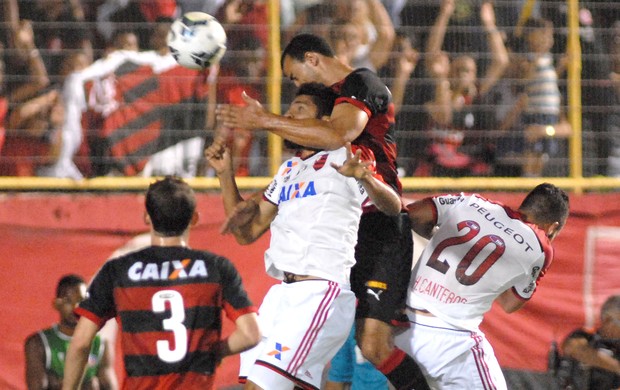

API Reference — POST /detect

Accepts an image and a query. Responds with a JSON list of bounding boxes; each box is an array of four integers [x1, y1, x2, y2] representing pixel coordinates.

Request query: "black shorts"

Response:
[[351, 212, 413, 325]]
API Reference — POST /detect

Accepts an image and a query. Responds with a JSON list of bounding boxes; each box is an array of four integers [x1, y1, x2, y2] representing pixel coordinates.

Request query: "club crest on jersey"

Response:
[[279, 181, 316, 203], [128, 259, 208, 281], [313, 154, 328, 170]]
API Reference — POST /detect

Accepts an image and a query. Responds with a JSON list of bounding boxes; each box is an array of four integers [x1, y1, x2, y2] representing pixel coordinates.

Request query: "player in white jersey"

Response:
[[205, 82, 402, 389], [395, 183, 569, 389]]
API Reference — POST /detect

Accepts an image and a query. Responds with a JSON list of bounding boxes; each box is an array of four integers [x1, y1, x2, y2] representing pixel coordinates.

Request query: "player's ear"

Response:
[[143, 212, 151, 226], [190, 212, 199, 227], [545, 221, 561, 240], [305, 52, 319, 66], [53, 297, 62, 311]]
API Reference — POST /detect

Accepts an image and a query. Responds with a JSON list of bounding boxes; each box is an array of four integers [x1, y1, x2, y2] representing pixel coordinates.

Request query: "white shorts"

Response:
[[394, 310, 507, 390], [239, 280, 355, 389]]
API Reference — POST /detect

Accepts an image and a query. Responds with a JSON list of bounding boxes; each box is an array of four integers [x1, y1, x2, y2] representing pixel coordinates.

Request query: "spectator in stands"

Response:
[[97, 0, 175, 51], [0, 43, 6, 156], [556, 295, 620, 389], [420, 0, 508, 177], [2, 51, 90, 177], [103, 29, 140, 57], [3, 19, 50, 105], [215, 32, 266, 177], [539, 5, 613, 176], [379, 29, 420, 176], [607, 21, 620, 177], [16, 0, 93, 77], [215, 0, 268, 48], [499, 18, 571, 177], [24, 274, 118, 390], [289, 0, 395, 73]]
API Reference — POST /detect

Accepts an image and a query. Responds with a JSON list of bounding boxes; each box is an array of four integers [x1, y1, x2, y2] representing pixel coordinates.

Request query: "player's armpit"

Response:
[[495, 289, 527, 313]]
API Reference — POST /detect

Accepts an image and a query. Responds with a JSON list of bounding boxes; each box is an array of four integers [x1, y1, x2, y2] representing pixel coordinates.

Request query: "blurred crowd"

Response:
[[0, 0, 619, 179]]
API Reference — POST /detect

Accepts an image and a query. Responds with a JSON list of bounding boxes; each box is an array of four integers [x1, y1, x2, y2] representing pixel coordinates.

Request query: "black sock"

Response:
[[377, 348, 430, 390]]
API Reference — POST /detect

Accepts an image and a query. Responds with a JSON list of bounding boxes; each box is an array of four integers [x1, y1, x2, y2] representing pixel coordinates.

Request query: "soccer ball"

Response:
[[167, 12, 227, 70]]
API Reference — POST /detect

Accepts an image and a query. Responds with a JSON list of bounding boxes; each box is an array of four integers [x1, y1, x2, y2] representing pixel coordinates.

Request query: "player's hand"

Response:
[[480, 2, 497, 28], [330, 142, 373, 180], [216, 91, 268, 130], [220, 199, 259, 235], [204, 137, 233, 176]]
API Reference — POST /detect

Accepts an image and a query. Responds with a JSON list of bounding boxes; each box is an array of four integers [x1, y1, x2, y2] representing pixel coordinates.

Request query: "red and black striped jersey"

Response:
[[76, 246, 256, 389], [330, 68, 401, 197]]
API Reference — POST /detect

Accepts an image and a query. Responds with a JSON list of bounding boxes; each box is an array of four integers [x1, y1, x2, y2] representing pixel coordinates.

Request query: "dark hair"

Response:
[[283, 83, 338, 151], [145, 176, 196, 236], [296, 82, 338, 118], [519, 183, 570, 230], [56, 274, 85, 298], [601, 295, 620, 320], [281, 33, 335, 69], [523, 17, 553, 33]]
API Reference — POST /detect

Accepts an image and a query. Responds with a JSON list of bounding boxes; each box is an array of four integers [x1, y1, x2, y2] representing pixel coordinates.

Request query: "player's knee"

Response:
[[357, 334, 391, 365]]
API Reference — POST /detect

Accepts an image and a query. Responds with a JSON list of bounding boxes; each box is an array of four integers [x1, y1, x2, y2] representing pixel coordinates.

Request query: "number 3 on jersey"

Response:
[[152, 290, 188, 362], [426, 220, 506, 285]]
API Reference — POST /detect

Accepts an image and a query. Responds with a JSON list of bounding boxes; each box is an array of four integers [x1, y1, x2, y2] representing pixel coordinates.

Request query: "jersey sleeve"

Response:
[[218, 257, 257, 321], [430, 193, 466, 224], [335, 70, 391, 117], [511, 237, 554, 300], [75, 261, 117, 329], [263, 161, 289, 205]]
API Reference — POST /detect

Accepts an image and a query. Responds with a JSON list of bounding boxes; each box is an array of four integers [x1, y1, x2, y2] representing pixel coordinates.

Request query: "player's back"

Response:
[[408, 194, 552, 331], [78, 246, 253, 389]]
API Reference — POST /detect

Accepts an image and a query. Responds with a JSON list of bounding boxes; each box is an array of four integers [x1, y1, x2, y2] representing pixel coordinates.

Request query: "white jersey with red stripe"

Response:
[[263, 145, 379, 285], [408, 193, 554, 331]]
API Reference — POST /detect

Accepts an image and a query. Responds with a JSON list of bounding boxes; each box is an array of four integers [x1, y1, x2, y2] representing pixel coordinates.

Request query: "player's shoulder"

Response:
[[24, 328, 47, 350]]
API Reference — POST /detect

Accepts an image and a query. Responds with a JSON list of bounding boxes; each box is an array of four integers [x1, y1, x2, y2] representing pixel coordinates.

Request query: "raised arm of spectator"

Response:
[[2, 0, 19, 41], [390, 33, 419, 115], [423, 51, 453, 126], [425, 0, 454, 68], [366, 0, 396, 71], [9, 20, 49, 103], [7, 89, 58, 131], [478, 1, 509, 96]]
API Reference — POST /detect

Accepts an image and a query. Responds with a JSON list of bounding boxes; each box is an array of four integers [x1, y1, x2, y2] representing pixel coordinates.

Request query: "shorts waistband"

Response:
[[406, 307, 456, 328], [283, 272, 323, 283]]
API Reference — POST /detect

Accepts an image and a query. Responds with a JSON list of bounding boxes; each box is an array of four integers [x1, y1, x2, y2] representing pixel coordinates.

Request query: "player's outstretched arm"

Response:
[[217, 312, 261, 360], [406, 198, 438, 239], [331, 143, 401, 216], [97, 337, 119, 390], [216, 92, 368, 150], [205, 137, 244, 215], [62, 318, 100, 390], [220, 198, 277, 245]]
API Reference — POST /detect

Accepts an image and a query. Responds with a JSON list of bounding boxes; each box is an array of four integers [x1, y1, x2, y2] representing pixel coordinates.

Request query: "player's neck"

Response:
[[57, 323, 75, 337], [150, 234, 190, 247], [325, 58, 354, 86]]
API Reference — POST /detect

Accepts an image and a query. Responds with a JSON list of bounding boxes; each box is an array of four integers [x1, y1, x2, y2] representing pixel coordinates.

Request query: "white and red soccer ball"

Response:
[[167, 12, 227, 70]]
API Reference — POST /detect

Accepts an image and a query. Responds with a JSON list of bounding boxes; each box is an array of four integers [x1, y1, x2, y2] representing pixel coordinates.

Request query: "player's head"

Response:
[[281, 34, 335, 87], [145, 176, 197, 237], [518, 183, 569, 241], [54, 274, 87, 328], [283, 82, 338, 150], [599, 295, 620, 339]]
